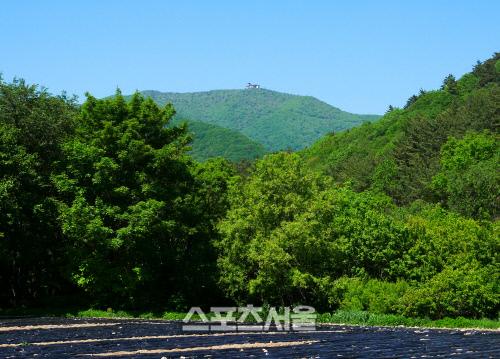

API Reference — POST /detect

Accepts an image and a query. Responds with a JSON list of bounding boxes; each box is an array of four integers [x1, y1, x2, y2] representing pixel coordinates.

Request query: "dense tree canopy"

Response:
[[432, 131, 499, 219], [0, 79, 77, 306], [0, 54, 498, 320], [216, 153, 499, 318], [53, 92, 236, 308]]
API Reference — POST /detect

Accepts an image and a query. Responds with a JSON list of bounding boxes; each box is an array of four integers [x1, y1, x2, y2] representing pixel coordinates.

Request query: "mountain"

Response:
[[178, 119, 266, 162], [135, 89, 380, 152], [302, 53, 499, 217]]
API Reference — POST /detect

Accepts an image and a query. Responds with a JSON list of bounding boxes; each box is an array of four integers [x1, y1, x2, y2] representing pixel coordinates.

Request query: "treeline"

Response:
[[0, 84, 234, 309], [218, 153, 498, 319], [0, 54, 499, 320], [304, 54, 499, 220]]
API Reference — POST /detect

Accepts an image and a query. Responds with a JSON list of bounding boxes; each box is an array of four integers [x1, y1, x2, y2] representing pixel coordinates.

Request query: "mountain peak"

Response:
[[132, 89, 380, 152]]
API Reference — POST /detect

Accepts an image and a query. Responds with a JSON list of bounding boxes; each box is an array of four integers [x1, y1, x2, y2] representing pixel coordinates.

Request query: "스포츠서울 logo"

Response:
[[182, 305, 317, 332]]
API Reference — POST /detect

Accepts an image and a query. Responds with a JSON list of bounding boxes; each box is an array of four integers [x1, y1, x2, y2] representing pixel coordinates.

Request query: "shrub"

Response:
[[401, 263, 499, 319], [333, 277, 409, 314]]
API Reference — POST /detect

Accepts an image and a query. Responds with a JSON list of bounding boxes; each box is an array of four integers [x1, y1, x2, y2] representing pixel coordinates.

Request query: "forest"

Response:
[[134, 89, 379, 152], [0, 54, 498, 321]]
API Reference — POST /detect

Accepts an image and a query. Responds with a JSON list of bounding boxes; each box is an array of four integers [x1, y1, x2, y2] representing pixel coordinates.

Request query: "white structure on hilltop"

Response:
[[246, 82, 260, 89]]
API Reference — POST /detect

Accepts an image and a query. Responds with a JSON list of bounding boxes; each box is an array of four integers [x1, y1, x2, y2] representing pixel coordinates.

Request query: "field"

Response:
[[1, 317, 499, 358]]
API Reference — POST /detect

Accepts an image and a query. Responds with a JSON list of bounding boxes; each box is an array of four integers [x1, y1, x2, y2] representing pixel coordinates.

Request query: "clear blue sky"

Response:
[[1, 1, 498, 114]]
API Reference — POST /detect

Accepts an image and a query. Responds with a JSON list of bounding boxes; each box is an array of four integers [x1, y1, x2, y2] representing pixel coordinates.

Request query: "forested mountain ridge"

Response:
[[1, 54, 498, 322], [303, 53, 499, 219], [215, 55, 499, 320], [129, 89, 380, 151]]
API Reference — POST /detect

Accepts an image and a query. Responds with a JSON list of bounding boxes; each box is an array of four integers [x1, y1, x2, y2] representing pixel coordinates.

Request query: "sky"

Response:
[[1, 1, 499, 114]]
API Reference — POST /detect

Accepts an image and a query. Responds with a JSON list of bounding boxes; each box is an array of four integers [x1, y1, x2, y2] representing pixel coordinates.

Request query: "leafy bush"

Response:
[[333, 277, 409, 314], [399, 204, 498, 282], [401, 263, 499, 319]]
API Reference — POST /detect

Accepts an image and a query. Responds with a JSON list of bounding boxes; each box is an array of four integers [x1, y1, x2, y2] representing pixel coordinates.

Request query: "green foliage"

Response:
[[432, 131, 499, 219], [333, 277, 409, 314], [402, 263, 499, 319], [1, 54, 498, 323], [456, 73, 480, 95], [217, 152, 330, 304], [52, 91, 231, 307], [132, 89, 380, 152], [175, 119, 266, 162], [0, 79, 77, 306], [302, 108, 404, 191], [303, 53, 499, 209], [319, 310, 500, 329], [441, 74, 458, 95], [217, 149, 499, 318], [217, 152, 412, 310], [398, 204, 498, 282], [191, 157, 237, 222], [473, 52, 500, 86]]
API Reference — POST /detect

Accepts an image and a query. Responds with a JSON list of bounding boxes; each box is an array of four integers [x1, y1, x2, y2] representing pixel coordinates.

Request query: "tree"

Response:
[[217, 152, 410, 309], [0, 79, 77, 306], [472, 52, 500, 86], [217, 152, 330, 305], [390, 114, 447, 204], [432, 131, 499, 219], [404, 94, 419, 109], [441, 74, 458, 95], [53, 91, 222, 307], [402, 262, 498, 319]]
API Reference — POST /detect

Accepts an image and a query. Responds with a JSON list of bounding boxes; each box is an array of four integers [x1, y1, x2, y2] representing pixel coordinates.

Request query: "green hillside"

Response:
[[136, 89, 380, 151], [2, 54, 498, 323], [303, 53, 499, 218], [176, 119, 266, 162]]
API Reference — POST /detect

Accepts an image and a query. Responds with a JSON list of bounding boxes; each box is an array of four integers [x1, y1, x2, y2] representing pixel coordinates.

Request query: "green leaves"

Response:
[[130, 89, 379, 153], [0, 79, 77, 306], [304, 53, 499, 210], [402, 263, 499, 319], [217, 153, 409, 309], [1, 55, 498, 320], [217, 149, 498, 318], [432, 131, 499, 219], [53, 91, 225, 307]]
